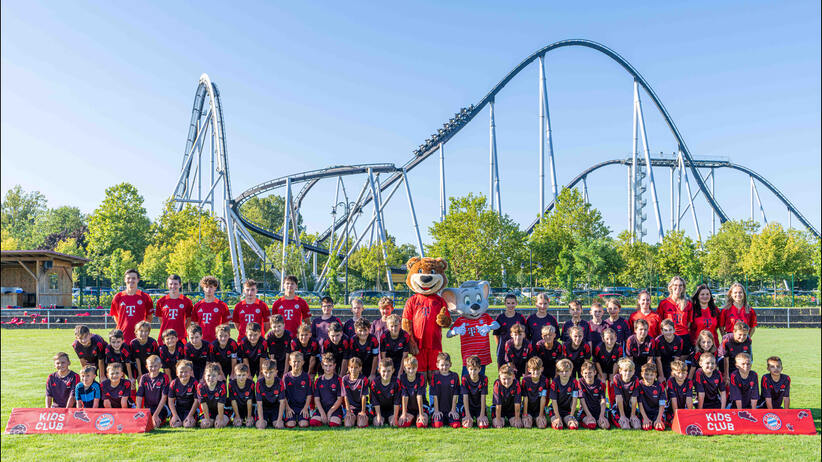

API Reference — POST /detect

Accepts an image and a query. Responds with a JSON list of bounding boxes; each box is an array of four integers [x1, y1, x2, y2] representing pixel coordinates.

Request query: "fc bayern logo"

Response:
[[179, 304, 184, 308], [256, 308, 260, 313], [762, 413, 782, 431], [95, 414, 115, 431], [137, 300, 143, 305], [213, 308, 218, 313]]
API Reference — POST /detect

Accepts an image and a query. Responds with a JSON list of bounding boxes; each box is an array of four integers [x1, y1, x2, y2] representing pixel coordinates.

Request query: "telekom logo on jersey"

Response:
[[244, 314, 256, 323]]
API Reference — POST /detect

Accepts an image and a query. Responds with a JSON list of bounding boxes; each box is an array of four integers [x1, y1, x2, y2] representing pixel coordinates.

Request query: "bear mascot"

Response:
[[402, 256, 451, 383]]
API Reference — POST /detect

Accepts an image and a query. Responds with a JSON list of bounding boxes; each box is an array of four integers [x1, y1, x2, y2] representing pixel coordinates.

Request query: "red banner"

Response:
[[5, 408, 154, 434], [672, 408, 816, 435]]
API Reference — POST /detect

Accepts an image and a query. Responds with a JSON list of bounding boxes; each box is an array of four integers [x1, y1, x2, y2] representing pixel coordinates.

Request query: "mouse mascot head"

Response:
[[401, 257, 451, 373]]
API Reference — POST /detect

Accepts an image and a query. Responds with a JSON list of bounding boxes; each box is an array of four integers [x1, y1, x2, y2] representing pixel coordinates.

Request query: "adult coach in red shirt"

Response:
[[233, 279, 270, 340], [110, 269, 154, 344], [656, 276, 693, 353], [720, 283, 757, 338], [271, 275, 310, 335], [156, 274, 194, 341]]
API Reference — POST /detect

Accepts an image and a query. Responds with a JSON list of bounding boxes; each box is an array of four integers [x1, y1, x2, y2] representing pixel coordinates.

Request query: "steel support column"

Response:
[[634, 80, 664, 241], [280, 177, 292, 289], [402, 169, 425, 257], [439, 143, 446, 221]]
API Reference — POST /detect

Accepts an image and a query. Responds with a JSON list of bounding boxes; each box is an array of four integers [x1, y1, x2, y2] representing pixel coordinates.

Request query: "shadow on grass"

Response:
[[810, 408, 821, 434]]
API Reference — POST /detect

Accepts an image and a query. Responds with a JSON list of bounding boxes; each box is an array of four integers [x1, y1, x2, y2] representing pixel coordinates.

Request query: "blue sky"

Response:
[[2, 1, 819, 247]]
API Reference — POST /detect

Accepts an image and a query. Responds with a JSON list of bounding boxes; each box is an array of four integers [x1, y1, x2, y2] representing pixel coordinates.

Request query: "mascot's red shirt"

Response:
[[403, 293, 447, 350]]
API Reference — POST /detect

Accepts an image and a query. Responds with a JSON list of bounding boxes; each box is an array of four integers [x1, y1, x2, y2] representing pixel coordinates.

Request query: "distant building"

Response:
[[1, 250, 88, 307]]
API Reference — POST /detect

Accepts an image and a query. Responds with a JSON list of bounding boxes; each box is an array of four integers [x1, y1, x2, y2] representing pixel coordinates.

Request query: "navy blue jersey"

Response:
[[310, 316, 342, 343], [399, 372, 426, 414], [379, 331, 410, 375], [72, 334, 107, 364], [729, 370, 759, 407], [370, 377, 401, 412], [104, 344, 132, 371], [636, 380, 666, 420], [718, 334, 752, 375], [694, 369, 725, 408], [560, 319, 590, 344], [625, 334, 655, 374], [100, 378, 132, 407], [493, 312, 527, 352], [46, 371, 80, 408], [430, 371, 460, 414], [576, 378, 606, 418], [603, 317, 631, 346], [610, 374, 639, 407], [229, 378, 254, 405], [348, 334, 380, 377], [321, 337, 349, 373], [283, 371, 313, 410], [211, 339, 239, 378], [343, 318, 360, 339], [534, 340, 564, 379], [256, 377, 285, 407], [653, 334, 685, 377], [461, 374, 488, 417], [492, 379, 521, 417], [593, 343, 623, 376], [525, 313, 559, 347], [521, 374, 549, 416], [562, 340, 592, 378], [759, 373, 790, 408], [197, 380, 227, 415], [136, 373, 169, 412], [168, 378, 198, 411], [129, 337, 159, 373], [289, 338, 320, 373], [239, 337, 267, 377], [264, 329, 292, 372], [503, 339, 533, 379], [665, 377, 693, 410], [183, 341, 212, 380], [549, 377, 576, 417], [313, 374, 343, 410], [158, 342, 185, 379], [342, 375, 369, 413]]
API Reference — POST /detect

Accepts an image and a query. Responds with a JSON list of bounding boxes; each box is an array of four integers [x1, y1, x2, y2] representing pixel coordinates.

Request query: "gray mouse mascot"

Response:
[[441, 281, 500, 373]]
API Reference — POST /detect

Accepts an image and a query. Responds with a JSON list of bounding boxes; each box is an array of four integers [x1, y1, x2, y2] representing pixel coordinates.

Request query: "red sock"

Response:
[[416, 421, 427, 428], [585, 422, 597, 430], [450, 421, 461, 429], [477, 421, 488, 429], [309, 418, 323, 427], [329, 421, 340, 427], [432, 421, 443, 428]]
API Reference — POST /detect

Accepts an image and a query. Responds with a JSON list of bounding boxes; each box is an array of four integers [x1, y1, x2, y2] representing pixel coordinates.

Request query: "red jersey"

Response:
[[402, 293, 449, 350], [110, 291, 154, 343], [719, 305, 757, 334], [156, 294, 194, 341], [628, 310, 662, 338], [451, 314, 495, 366], [232, 299, 271, 340], [191, 299, 230, 342], [656, 299, 693, 336], [690, 311, 720, 346], [271, 296, 311, 335]]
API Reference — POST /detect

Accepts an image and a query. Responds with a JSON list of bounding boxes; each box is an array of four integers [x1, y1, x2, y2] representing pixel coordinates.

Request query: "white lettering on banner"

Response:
[[705, 413, 732, 422], [706, 422, 735, 431], [35, 422, 64, 430], [38, 412, 65, 421], [201, 313, 212, 323]]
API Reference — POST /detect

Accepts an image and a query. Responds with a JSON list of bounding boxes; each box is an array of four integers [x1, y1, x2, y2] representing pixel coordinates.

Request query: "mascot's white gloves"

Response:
[[477, 325, 491, 336], [453, 325, 467, 336]]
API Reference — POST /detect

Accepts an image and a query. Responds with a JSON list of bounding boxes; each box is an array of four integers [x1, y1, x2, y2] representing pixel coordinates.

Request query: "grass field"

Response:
[[1, 328, 820, 461]]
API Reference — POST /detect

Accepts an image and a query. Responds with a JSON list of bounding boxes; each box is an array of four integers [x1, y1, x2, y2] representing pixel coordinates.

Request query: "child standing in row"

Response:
[[46, 352, 79, 408], [494, 294, 527, 367], [130, 321, 159, 379], [264, 314, 292, 376], [534, 325, 563, 380], [370, 297, 394, 340], [561, 300, 590, 344], [526, 294, 559, 348], [504, 323, 532, 380], [159, 329, 185, 380], [343, 298, 365, 339]]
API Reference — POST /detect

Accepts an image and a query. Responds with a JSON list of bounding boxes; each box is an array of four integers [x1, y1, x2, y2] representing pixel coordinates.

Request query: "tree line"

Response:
[[2, 184, 819, 296]]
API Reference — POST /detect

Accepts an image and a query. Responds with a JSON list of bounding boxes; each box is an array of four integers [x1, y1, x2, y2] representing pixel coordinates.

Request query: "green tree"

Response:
[[554, 245, 575, 292], [813, 237, 821, 293], [615, 230, 657, 288], [33, 206, 86, 247], [529, 188, 610, 285], [53, 237, 87, 282], [167, 236, 213, 291], [428, 193, 525, 286], [1, 228, 22, 250], [701, 220, 759, 285], [139, 243, 170, 287], [1, 185, 47, 248], [105, 248, 137, 289], [654, 230, 702, 287], [86, 183, 151, 275], [349, 237, 417, 290], [572, 238, 622, 288]]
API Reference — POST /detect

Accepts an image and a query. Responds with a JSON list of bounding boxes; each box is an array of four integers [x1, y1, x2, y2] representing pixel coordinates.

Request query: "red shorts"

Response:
[[416, 348, 441, 371]]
